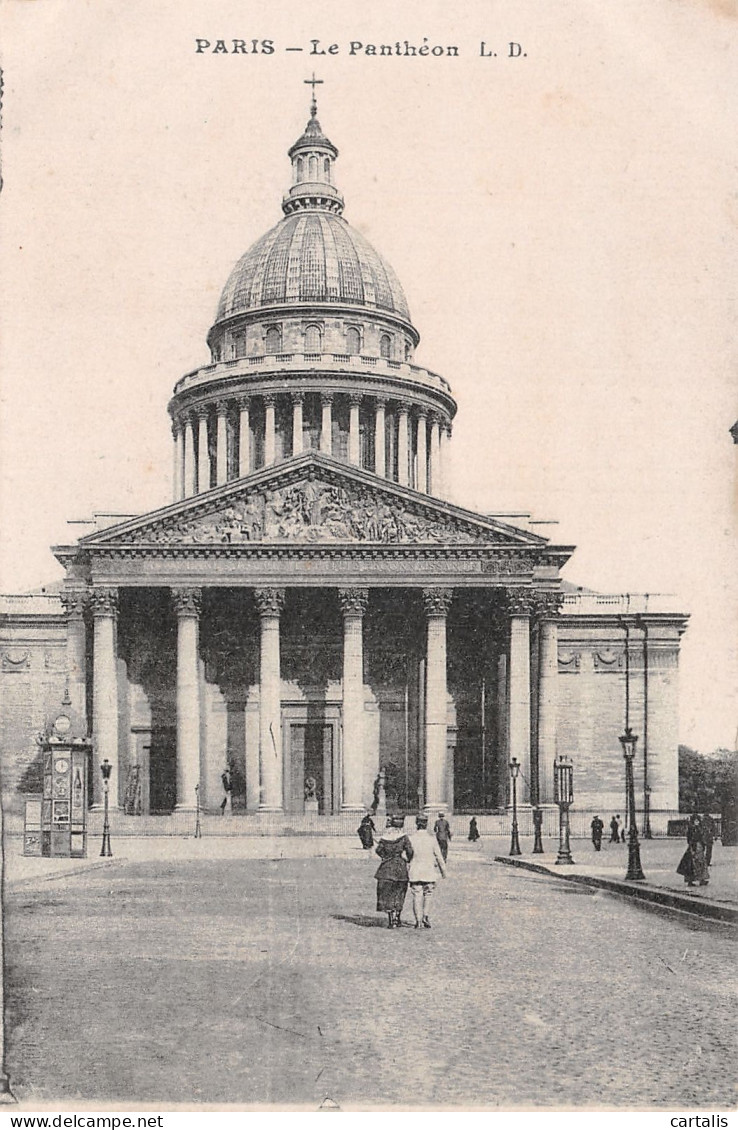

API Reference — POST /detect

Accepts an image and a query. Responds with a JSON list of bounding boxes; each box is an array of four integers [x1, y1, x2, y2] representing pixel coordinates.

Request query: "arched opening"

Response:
[[265, 326, 282, 355], [380, 334, 392, 360], [323, 157, 331, 183], [346, 327, 361, 355], [296, 157, 304, 182], [304, 324, 322, 352], [309, 155, 318, 180]]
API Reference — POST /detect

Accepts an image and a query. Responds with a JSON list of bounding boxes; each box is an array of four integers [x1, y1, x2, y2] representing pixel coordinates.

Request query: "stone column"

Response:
[[196, 407, 210, 494], [397, 406, 410, 486], [348, 393, 361, 466], [171, 421, 182, 502], [374, 398, 386, 478], [508, 592, 535, 804], [338, 588, 369, 811], [416, 410, 428, 494], [440, 424, 451, 500], [264, 394, 277, 466], [183, 414, 197, 498], [536, 593, 562, 805], [429, 415, 442, 498], [91, 587, 120, 809], [60, 589, 89, 735], [292, 392, 304, 456], [238, 397, 251, 478], [320, 393, 333, 455], [423, 588, 453, 812], [216, 401, 228, 486], [254, 588, 285, 811], [172, 587, 202, 811]]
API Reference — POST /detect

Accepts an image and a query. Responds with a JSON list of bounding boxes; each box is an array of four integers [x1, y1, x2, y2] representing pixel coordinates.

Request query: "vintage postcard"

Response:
[[0, 0, 735, 1114]]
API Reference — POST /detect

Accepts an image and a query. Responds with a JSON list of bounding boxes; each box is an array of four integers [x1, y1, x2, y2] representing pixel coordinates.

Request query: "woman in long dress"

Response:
[[357, 812, 376, 850], [374, 814, 414, 928]]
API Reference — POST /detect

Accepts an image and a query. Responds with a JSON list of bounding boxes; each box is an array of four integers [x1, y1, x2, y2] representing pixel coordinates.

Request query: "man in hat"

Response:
[[408, 814, 447, 928], [434, 812, 452, 862]]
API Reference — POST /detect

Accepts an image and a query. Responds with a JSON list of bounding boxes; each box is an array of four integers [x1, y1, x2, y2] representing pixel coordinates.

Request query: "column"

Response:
[[429, 415, 442, 497], [238, 397, 251, 478], [60, 589, 89, 735], [423, 588, 453, 812], [338, 588, 369, 811], [172, 587, 202, 811], [508, 592, 534, 803], [254, 588, 285, 811], [292, 392, 304, 456], [183, 414, 196, 498], [171, 421, 182, 502], [196, 407, 210, 494], [216, 402, 228, 486], [374, 398, 386, 478], [320, 393, 333, 455], [537, 594, 562, 805], [264, 395, 276, 466], [91, 587, 120, 809], [440, 423, 451, 500], [416, 410, 428, 493], [348, 393, 361, 466], [397, 406, 410, 486]]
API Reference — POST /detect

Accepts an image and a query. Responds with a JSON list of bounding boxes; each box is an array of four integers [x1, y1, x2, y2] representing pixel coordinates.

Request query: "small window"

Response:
[[404, 342, 411, 362], [346, 327, 361, 355], [304, 324, 322, 352], [309, 155, 318, 180], [296, 157, 304, 182], [324, 157, 331, 183], [234, 333, 247, 360], [265, 327, 282, 355], [380, 334, 391, 360]]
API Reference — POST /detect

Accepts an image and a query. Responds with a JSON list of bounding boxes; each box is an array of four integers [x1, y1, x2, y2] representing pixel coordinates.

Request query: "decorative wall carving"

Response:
[[558, 649, 581, 671], [422, 587, 454, 617], [338, 588, 369, 617], [111, 477, 522, 548], [2, 649, 30, 671], [254, 587, 286, 617], [593, 648, 624, 671], [171, 587, 203, 618], [90, 587, 118, 617]]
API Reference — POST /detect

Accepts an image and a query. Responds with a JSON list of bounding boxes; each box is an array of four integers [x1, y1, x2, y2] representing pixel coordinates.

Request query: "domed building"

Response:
[[0, 93, 688, 837]]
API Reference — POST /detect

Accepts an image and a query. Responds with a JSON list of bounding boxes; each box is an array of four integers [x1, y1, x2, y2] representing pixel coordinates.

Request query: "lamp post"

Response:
[[532, 806, 544, 854], [194, 782, 202, 839], [554, 755, 574, 865], [509, 757, 521, 856], [619, 728, 645, 881], [99, 759, 112, 858]]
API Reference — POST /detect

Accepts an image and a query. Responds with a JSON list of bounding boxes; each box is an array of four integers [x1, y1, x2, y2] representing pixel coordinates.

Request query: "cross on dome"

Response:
[[304, 72, 323, 117]]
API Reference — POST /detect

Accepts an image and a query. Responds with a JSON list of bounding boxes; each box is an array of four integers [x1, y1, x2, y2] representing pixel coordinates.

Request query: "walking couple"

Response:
[[374, 813, 447, 929]]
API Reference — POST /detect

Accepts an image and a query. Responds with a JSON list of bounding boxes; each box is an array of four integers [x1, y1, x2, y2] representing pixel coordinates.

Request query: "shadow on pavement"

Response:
[[331, 913, 390, 929]]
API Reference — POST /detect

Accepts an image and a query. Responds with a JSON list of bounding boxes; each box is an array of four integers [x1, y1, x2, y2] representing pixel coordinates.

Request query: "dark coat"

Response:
[[374, 834, 413, 882]]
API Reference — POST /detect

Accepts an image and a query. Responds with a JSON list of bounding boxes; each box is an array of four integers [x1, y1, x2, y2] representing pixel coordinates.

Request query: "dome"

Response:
[[215, 211, 412, 325]]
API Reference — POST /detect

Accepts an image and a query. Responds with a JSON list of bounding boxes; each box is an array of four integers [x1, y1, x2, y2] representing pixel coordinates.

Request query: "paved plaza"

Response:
[[4, 840, 737, 1109]]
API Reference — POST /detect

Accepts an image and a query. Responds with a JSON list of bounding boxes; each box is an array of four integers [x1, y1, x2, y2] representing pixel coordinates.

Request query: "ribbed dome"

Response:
[[216, 211, 411, 324]]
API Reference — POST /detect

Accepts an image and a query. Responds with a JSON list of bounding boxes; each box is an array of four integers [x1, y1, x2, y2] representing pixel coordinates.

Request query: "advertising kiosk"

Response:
[[24, 710, 91, 858]]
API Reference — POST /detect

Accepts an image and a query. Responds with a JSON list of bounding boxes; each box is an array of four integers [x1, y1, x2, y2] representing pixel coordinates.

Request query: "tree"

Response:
[[679, 745, 738, 813]]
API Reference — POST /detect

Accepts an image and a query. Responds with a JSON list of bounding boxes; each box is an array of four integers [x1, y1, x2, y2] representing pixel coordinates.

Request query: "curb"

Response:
[[494, 856, 738, 925]]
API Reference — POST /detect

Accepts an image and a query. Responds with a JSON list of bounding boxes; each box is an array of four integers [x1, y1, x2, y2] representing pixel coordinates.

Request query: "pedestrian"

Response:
[[620, 816, 626, 844], [407, 813, 447, 928], [434, 811, 452, 862], [468, 816, 480, 843], [678, 814, 709, 887], [591, 815, 604, 851], [609, 815, 620, 843], [374, 813, 414, 928], [701, 812, 716, 866], [220, 765, 232, 815], [357, 811, 376, 850]]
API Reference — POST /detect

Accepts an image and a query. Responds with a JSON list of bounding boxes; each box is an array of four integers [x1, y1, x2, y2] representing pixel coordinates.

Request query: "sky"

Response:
[[1, 0, 736, 752]]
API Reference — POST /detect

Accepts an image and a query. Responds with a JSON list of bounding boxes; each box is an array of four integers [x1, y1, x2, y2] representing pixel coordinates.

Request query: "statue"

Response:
[[304, 775, 319, 814]]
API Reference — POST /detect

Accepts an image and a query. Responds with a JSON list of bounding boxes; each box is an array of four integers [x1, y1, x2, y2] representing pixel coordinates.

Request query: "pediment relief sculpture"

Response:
[[111, 479, 511, 547]]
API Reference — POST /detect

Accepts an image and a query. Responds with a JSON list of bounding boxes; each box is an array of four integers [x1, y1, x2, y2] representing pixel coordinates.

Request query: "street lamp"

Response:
[[509, 757, 521, 856], [619, 728, 645, 881], [99, 759, 112, 858], [553, 755, 574, 865], [194, 783, 202, 839]]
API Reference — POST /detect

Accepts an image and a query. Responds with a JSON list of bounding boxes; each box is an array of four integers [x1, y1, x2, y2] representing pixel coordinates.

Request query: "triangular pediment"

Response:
[[80, 454, 548, 549]]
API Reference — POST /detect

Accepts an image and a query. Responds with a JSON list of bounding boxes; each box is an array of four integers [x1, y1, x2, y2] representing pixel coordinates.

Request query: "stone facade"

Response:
[[0, 96, 688, 827]]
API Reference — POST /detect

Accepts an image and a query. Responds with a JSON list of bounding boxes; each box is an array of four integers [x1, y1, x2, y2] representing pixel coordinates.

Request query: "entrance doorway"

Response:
[[285, 720, 336, 814]]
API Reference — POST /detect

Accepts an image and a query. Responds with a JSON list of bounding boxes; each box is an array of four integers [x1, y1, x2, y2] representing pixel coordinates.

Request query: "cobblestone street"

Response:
[[5, 848, 736, 1109]]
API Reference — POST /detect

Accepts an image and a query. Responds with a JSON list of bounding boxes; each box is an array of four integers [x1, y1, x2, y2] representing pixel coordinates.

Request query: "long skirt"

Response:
[[376, 879, 408, 913]]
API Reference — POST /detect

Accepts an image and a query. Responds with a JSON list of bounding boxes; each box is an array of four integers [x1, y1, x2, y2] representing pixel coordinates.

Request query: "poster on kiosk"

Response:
[[25, 708, 91, 858]]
